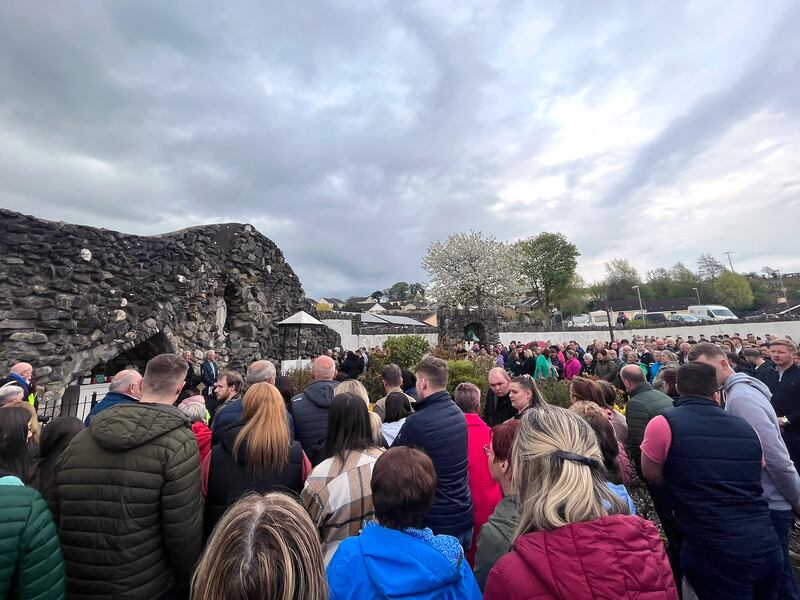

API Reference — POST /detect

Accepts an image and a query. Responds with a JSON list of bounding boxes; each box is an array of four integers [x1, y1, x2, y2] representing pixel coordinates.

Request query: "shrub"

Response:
[[360, 348, 390, 402], [446, 357, 494, 411], [284, 367, 313, 394], [536, 378, 572, 408], [383, 335, 431, 370]]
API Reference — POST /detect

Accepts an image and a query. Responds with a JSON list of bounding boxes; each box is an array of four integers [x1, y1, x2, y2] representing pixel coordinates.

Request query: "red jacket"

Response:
[[484, 515, 678, 600], [192, 421, 211, 462], [464, 413, 502, 566]]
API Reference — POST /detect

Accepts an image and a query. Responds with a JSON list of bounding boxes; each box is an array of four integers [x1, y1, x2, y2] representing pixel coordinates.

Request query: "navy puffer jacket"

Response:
[[291, 380, 338, 465], [393, 390, 474, 536]]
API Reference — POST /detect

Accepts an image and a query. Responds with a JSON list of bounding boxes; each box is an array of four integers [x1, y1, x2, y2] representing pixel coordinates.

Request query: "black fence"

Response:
[[38, 386, 103, 424]]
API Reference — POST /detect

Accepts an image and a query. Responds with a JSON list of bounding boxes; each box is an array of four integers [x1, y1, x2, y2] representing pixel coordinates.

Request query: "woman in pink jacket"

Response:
[[563, 350, 582, 380], [454, 382, 502, 566], [484, 406, 677, 600]]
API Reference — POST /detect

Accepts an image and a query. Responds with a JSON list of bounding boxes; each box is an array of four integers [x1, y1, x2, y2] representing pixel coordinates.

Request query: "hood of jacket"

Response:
[[90, 402, 191, 452], [357, 524, 464, 597], [302, 379, 338, 409], [507, 515, 675, 599], [726, 371, 772, 400]]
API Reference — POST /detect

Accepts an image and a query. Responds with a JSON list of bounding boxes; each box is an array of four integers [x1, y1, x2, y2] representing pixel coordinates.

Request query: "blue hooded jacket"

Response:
[[327, 522, 481, 600], [83, 392, 137, 426]]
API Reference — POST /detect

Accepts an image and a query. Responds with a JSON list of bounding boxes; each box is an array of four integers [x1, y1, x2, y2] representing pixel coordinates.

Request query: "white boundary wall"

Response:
[[322, 319, 438, 351], [500, 321, 800, 347]]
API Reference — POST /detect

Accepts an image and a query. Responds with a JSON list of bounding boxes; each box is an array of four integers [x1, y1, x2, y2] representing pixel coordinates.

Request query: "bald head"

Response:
[[246, 360, 276, 385], [488, 367, 512, 397], [10, 362, 32, 381], [620, 364, 646, 391], [312, 355, 337, 381], [109, 369, 143, 399]]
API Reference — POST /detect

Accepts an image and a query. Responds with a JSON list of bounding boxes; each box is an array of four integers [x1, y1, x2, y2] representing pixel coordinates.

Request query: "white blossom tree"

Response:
[[422, 231, 520, 310]]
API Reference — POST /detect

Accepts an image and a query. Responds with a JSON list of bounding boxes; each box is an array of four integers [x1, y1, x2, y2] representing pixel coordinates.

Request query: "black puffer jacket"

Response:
[[392, 390, 474, 536], [291, 380, 338, 465], [205, 421, 304, 538], [54, 403, 203, 599]]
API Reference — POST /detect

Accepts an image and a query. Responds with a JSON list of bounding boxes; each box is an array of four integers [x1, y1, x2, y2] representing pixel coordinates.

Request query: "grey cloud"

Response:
[[0, 1, 797, 297]]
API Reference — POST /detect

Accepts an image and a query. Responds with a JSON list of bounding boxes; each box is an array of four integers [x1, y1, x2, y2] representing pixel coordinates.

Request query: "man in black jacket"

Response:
[[744, 348, 777, 384], [291, 356, 339, 465], [483, 367, 515, 426], [393, 357, 474, 549], [201, 350, 219, 414], [767, 339, 800, 473]]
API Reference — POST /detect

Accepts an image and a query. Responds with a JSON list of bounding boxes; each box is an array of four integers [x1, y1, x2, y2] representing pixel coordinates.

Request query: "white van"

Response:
[[688, 305, 739, 321]]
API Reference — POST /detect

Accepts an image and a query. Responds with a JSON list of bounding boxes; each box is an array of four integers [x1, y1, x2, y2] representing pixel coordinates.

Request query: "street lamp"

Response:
[[692, 287, 701, 304], [632, 285, 644, 321]]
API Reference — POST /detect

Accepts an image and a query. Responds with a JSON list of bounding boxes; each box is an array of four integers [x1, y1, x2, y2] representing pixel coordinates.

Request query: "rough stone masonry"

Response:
[[0, 209, 340, 395]]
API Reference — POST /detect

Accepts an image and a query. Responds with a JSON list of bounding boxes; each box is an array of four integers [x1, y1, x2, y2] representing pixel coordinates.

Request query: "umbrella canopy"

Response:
[[277, 311, 324, 327], [278, 311, 325, 359]]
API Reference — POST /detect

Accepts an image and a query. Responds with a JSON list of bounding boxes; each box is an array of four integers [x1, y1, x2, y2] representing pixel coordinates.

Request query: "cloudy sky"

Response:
[[1, 1, 798, 299]]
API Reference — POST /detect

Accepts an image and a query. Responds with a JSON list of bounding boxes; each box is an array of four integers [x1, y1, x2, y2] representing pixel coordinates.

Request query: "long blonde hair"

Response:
[[335, 379, 383, 444], [233, 383, 290, 474], [513, 406, 626, 536], [192, 493, 327, 600]]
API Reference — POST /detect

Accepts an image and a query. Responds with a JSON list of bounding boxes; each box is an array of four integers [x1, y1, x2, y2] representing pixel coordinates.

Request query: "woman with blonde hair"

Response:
[[192, 492, 326, 600], [203, 383, 308, 539], [334, 378, 384, 445], [484, 406, 677, 600]]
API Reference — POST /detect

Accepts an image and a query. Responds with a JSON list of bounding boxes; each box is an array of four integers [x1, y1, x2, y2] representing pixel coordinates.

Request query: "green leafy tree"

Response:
[[386, 281, 410, 301], [370, 290, 384, 301], [713, 271, 754, 310], [668, 262, 700, 297], [409, 283, 426, 301], [515, 232, 580, 327], [645, 268, 672, 299], [603, 258, 642, 300]]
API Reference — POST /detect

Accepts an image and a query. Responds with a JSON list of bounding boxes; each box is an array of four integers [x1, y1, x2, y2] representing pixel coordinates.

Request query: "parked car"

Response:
[[667, 314, 701, 323], [567, 314, 591, 328], [687, 305, 739, 321], [631, 312, 668, 324]]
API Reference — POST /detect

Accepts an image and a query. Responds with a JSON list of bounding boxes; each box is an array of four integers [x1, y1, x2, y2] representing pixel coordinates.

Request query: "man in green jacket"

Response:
[[54, 354, 203, 600], [622, 364, 675, 473]]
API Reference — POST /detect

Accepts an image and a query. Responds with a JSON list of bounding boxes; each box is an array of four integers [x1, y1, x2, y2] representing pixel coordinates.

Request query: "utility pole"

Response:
[[724, 251, 735, 273], [604, 300, 615, 342]]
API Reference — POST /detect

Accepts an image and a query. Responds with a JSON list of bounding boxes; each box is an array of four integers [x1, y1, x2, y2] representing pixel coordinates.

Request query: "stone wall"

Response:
[[0, 209, 340, 394], [437, 308, 505, 345]]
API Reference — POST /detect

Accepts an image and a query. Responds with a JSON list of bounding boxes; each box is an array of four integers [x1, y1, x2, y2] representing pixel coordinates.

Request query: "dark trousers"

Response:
[[770, 509, 800, 600], [682, 545, 782, 600], [648, 483, 683, 591], [455, 527, 474, 553]]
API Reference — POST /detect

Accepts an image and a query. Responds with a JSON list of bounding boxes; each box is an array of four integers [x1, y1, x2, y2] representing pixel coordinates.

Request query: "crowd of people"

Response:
[[1, 328, 799, 599]]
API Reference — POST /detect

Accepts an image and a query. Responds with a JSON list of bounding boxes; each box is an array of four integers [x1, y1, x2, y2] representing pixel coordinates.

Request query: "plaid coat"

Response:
[[301, 446, 385, 564]]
